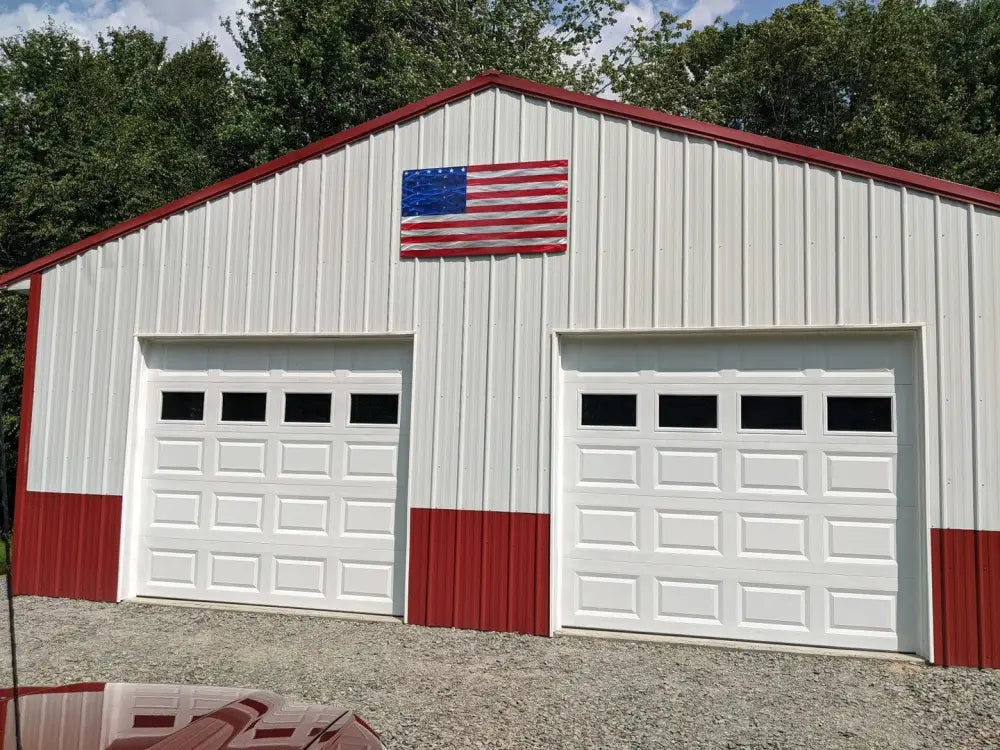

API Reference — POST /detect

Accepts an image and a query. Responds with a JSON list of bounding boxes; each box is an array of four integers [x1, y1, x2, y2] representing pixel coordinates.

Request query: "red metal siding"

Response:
[[408, 508, 549, 635], [931, 528, 1000, 668], [12, 492, 122, 602], [978, 531, 1000, 668]]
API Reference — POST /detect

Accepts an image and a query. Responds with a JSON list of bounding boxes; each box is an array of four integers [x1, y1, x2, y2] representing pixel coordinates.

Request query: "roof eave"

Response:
[[3, 70, 997, 288]]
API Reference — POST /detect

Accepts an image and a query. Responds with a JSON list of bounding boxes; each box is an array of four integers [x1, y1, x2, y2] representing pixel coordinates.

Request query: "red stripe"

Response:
[[402, 215, 567, 231], [401, 244, 565, 258], [467, 172, 566, 186], [406, 507, 431, 624], [426, 509, 458, 627], [508, 513, 536, 633], [467, 187, 568, 200], [133, 715, 175, 729], [930, 527, 1000, 668], [404, 509, 550, 636], [481, 512, 511, 632], [465, 201, 567, 214], [402, 229, 566, 245], [533, 513, 550, 635], [466, 159, 568, 172], [453, 511, 484, 629], [979, 531, 1000, 668], [13, 492, 121, 600], [254, 728, 295, 739]]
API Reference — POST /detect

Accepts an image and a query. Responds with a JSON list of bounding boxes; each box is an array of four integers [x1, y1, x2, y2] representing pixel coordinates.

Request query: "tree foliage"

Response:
[[226, 0, 623, 161], [0, 24, 241, 502], [606, 0, 1000, 191]]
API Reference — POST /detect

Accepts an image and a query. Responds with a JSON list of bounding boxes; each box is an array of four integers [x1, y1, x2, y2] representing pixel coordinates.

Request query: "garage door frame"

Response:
[[548, 326, 931, 660], [117, 333, 415, 616]]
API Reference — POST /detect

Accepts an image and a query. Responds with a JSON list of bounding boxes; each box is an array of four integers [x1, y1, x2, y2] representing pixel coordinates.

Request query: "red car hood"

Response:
[[0, 683, 384, 749]]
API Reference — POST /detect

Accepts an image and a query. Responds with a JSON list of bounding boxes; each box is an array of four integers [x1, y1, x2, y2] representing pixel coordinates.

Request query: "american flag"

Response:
[[400, 159, 569, 258]]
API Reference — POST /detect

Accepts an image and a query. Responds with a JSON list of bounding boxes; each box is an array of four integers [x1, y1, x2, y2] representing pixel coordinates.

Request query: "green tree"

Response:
[[0, 24, 242, 503], [226, 0, 624, 162], [607, 0, 1000, 192]]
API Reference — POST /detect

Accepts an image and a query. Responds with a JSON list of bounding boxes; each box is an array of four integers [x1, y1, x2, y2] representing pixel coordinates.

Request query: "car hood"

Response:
[[0, 683, 384, 749]]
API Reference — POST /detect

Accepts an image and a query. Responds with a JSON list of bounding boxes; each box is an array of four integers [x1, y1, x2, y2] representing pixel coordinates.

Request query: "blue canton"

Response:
[[401, 167, 468, 217]]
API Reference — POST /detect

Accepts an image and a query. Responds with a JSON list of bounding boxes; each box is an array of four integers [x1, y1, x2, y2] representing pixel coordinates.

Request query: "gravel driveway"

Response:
[[1, 591, 999, 749]]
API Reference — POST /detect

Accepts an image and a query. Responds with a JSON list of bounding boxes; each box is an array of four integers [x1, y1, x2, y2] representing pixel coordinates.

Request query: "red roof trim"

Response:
[[2, 70, 998, 287]]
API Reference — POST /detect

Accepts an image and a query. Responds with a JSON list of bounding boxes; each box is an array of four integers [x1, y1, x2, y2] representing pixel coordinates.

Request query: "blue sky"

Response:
[[0, 0, 790, 68]]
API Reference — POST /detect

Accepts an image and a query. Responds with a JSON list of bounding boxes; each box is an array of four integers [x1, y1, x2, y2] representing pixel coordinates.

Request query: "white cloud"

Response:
[[681, 0, 740, 29], [0, 0, 248, 67], [592, 0, 661, 59]]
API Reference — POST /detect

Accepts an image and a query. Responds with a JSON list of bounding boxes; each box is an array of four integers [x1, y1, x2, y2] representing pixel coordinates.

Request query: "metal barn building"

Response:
[[4, 72, 999, 668]]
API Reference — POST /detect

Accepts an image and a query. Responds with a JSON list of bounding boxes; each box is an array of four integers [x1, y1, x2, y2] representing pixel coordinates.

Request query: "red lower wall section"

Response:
[[408, 508, 549, 635], [931, 528, 1000, 668], [12, 491, 122, 602]]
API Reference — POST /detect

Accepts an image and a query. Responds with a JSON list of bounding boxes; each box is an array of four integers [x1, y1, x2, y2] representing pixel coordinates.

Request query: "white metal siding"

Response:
[[26, 87, 1000, 537]]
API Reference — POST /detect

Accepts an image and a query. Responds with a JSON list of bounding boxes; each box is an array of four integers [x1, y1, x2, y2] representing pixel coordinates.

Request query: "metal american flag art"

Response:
[[400, 159, 569, 258]]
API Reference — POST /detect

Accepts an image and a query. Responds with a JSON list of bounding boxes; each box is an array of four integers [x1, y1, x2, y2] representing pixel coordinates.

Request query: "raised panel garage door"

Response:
[[135, 340, 410, 615], [558, 335, 919, 652]]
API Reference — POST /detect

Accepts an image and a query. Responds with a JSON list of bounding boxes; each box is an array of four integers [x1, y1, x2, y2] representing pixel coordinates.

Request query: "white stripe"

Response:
[[402, 208, 567, 225], [465, 180, 568, 194], [404, 237, 567, 250], [402, 222, 568, 238], [467, 166, 568, 179], [466, 194, 569, 207]]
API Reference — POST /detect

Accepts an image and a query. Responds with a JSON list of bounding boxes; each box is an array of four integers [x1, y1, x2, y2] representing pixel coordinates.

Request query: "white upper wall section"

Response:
[[26, 86, 1000, 532]]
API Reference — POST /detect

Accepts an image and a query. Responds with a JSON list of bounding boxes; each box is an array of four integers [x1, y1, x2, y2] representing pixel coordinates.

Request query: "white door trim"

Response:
[[548, 326, 929, 659], [117, 333, 416, 608]]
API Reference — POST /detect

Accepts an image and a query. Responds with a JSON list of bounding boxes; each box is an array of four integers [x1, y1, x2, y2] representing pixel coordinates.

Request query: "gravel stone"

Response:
[[1, 590, 998, 749]]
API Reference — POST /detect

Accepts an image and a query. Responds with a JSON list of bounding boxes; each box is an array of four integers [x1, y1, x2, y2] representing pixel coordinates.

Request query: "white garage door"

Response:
[[134, 340, 410, 615], [558, 335, 918, 652]]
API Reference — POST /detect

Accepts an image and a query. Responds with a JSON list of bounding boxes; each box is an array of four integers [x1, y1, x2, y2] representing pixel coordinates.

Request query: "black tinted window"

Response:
[[284, 393, 332, 423], [740, 395, 802, 430], [827, 396, 892, 432], [581, 394, 637, 427], [350, 394, 399, 425], [161, 391, 204, 421], [659, 394, 718, 429], [221, 392, 267, 422]]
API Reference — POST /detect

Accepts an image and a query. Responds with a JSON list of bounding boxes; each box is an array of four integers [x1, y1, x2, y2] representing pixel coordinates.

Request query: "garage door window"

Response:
[[658, 394, 717, 429], [827, 396, 893, 433], [221, 392, 267, 422], [160, 391, 204, 421], [580, 394, 637, 428], [740, 395, 802, 431], [350, 393, 399, 425], [284, 393, 332, 424]]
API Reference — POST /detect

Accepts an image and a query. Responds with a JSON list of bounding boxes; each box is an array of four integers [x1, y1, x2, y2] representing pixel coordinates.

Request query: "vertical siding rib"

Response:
[[687, 139, 713, 327], [745, 153, 773, 324], [627, 124, 655, 329], [838, 175, 870, 324], [776, 160, 806, 325]]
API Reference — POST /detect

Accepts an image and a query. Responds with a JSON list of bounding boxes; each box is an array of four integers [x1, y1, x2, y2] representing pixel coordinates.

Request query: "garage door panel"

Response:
[[138, 539, 402, 614], [151, 437, 206, 476], [737, 449, 808, 494], [561, 559, 911, 649], [655, 448, 722, 491], [136, 340, 409, 616], [560, 335, 918, 652]]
